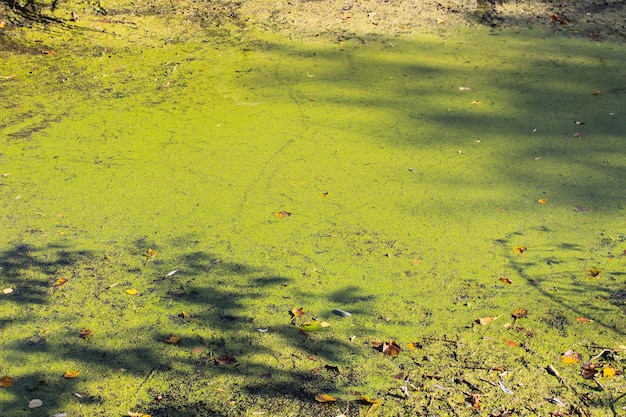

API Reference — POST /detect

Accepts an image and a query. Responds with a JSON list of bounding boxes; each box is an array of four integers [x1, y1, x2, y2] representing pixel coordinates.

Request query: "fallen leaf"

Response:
[[537, 199, 548, 204], [0, 376, 13, 387], [2, 288, 13, 294], [412, 257, 422, 265], [603, 365, 617, 377], [472, 100, 481, 105], [128, 412, 151, 417], [499, 277, 513, 284], [498, 380, 514, 395], [166, 270, 178, 277], [459, 86, 471, 91], [573, 132, 584, 137], [126, 288, 139, 295], [477, 316, 498, 325], [191, 346, 204, 353], [300, 320, 324, 332], [63, 370, 80, 379], [407, 342, 423, 350], [275, 211, 292, 218], [512, 308, 528, 319], [164, 334, 181, 344], [592, 90, 600, 96], [53, 278, 67, 288], [470, 393, 481, 409], [581, 362, 602, 379], [78, 328, 93, 339], [561, 350, 582, 364], [360, 395, 383, 405], [144, 248, 157, 260], [575, 121, 585, 125], [587, 269, 601, 277], [28, 399, 43, 408], [320, 192, 329, 197], [576, 317, 593, 323], [315, 393, 338, 403], [291, 307, 305, 317], [503, 339, 519, 347], [215, 355, 237, 365], [381, 340, 401, 356], [513, 246, 527, 254]]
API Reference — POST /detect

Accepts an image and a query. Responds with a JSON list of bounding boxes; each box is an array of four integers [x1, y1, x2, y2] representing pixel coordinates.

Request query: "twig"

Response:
[[423, 337, 458, 346]]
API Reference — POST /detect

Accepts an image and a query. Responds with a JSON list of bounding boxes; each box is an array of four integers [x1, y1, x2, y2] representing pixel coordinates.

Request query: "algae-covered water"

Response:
[[1, 23, 625, 416]]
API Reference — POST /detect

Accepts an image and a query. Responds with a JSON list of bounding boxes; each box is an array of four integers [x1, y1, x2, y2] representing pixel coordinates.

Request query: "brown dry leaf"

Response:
[[78, 328, 93, 339], [63, 370, 80, 379], [165, 334, 181, 344], [513, 246, 527, 255], [0, 375, 13, 387], [381, 340, 401, 356], [503, 339, 519, 347], [275, 211, 292, 218], [576, 317, 594, 323], [512, 308, 528, 319], [592, 90, 600, 95], [126, 288, 139, 295], [470, 393, 481, 409], [314, 393, 338, 403], [291, 307, 305, 317], [561, 350, 582, 364], [587, 269, 601, 277], [215, 355, 237, 365], [499, 277, 513, 284], [581, 362, 602, 379], [477, 316, 498, 325], [53, 278, 67, 288]]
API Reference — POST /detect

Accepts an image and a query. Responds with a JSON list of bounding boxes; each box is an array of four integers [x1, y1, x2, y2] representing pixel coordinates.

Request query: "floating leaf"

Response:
[[315, 393, 338, 403], [381, 340, 401, 357], [576, 317, 593, 323], [215, 355, 237, 365], [573, 132, 584, 138], [477, 316, 498, 325], [28, 399, 43, 408], [537, 199, 548, 204], [126, 288, 139, 295], [459, 86, 471, 91], [2, 288, 13, 294], [513, 246, 527, 254], [63, 370, 80, 379], [512, 308, 528, 319], [561, 350, 582, 364], [300, 320, 323, 332], [587, 269, 601, 277], [291, 307, 305, 317], [128, 412, 151, 417], [360, 395, 383, 405], [165, 334, 181, 344], [407, 342, 423, 350], [499, 277, 513, 284], [581, 362, 602, 379], [503, 339, 519, 347], [470, 393, 481, 409], [78, 328, 93, 339], [53, 278, 67, 288], [275, 211, 292, 218], [0, 376, 13, 387]]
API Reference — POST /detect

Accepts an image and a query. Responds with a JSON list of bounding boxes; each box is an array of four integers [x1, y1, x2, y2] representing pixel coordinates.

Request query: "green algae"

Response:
[[1, 21, 625, 416]]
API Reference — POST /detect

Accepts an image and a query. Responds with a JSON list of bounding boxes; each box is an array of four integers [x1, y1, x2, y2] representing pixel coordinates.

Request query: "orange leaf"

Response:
[[53, 278, 67, 288], [537, 199, 548, 204], [477, 316, 498, 325], [315, 393, 338, 403], [78, 328, 93, 339], [275, 211, 292, 218], [0, 375, 13, 387], [499, 277, 513, 284], [503, 339, 519, 347], [165, 334, 181, 344], [513, 246, 527, 254], [381, 340, 401, 356], [470, 393, 481, 409], [561, 350, 582, 364], [576, 317, 593, 323], [63, 370, 80, 379]]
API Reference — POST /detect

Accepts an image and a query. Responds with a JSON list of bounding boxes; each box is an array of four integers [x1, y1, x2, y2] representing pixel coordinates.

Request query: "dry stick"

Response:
[[546, 365, 595, 409], [423, 337, 458, 346]]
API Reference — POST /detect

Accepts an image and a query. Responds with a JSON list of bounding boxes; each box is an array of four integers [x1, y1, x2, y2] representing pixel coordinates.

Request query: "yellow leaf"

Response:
[[126, 288, 139, 295], [512, 308, 528, 319], [128, 413, 151, 417], [315, 393, 338, 403], [53, 278, 67, 288], [537, 199, 548, 204], [291, 307, 305, 317], [144, 248, 157, 259], [561, 350, 582, 364], [603, 366, 616, 377], [275, 211, 292, 218], [587, 269, 601, 277], [165, 334, 181, 344], [78, 328, 93, 339], [63, 370, 80, 379], [513, 246, 527, 254], [360, 395, 383, 405], [0, 375, 13, 387]]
